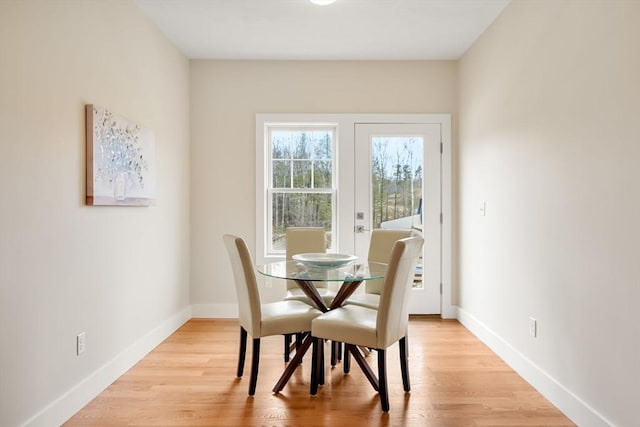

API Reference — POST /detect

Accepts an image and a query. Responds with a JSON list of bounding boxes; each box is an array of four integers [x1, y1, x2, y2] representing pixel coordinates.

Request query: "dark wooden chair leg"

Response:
[[237, 327, 247, 377], [377, 349, 389, 412], [248, 338, 260, 396], [319, 340, 325, 385], [284, 334, 291, 362], [296, 333, 302, 348], [310, 337, 320, 395], [296, 333, 303, 363], [330, 340, 337, 366], [343, 344, 350, 373], [399, 336, 410, 392]]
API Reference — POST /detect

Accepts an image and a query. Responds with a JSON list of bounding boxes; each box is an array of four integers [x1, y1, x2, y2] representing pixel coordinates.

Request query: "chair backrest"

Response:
[[285, 227, 326, 290], [365, 229, 413, 294], [223, 234, 261, 337], [376, 236, 424, 349]]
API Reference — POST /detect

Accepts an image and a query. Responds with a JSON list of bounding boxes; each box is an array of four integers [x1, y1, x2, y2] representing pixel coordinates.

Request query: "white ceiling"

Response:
[[134, 0, 510, 60]]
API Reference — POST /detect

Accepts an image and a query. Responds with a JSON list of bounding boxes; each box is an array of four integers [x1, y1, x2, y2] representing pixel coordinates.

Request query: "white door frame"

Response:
[[255, 113, 454, 318]]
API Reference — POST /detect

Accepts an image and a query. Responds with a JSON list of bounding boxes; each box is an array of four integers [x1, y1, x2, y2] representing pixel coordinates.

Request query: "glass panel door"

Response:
[[355, 123, 441, 314]]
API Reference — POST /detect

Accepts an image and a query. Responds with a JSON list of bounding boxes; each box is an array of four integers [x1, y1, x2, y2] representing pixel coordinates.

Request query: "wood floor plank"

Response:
[[64, 318, 575, 426]]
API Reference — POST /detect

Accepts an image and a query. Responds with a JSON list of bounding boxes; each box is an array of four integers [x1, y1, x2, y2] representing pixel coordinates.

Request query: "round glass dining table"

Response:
[[256, 260, 387, 312], [256, 259, 388, 393]]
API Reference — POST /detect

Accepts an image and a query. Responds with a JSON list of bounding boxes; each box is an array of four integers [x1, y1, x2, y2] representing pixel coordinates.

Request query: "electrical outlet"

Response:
[[528, 317, 537, 338], [77, 332, 86, 355]]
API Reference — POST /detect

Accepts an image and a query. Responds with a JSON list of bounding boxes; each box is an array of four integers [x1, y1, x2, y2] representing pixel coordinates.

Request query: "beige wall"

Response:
[[458, 1, 640, 425], [189, 60, 457, 314], [0, 1, 190, 425]]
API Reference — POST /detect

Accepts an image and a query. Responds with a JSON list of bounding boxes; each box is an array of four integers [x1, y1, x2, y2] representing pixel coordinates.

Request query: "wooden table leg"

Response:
[[273, 333, 313, 393], [346, 344, 379, 391], [329, 280, 363, 309], [278, 279, 367, 393], [295, 279, 329, 312]]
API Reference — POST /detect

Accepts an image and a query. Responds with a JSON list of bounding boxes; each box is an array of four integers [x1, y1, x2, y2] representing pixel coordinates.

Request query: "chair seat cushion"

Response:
[[345, 293, 380, 310], [311, 305, 378, 349], [284, 287, 336, 306], [260, 300, 322, 337]]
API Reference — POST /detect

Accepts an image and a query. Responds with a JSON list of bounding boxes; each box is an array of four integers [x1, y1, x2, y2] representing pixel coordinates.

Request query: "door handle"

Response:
[[355, 225, 370, 233]]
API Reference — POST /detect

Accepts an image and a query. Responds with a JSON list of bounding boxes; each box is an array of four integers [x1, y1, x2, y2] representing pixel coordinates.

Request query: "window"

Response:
[[266, 125, 336, 255]]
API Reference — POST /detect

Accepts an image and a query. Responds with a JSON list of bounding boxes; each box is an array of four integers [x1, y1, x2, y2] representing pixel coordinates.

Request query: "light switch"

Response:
[[480, 201, 486, 216]]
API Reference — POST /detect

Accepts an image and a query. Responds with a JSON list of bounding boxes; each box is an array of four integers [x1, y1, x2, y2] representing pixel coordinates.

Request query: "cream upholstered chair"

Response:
[[223, 234, 322, 396], [282, 227, 337, 362], [346, 229, 413, 310], [284, 227, 336, 305], [310, 236, 424, 411]]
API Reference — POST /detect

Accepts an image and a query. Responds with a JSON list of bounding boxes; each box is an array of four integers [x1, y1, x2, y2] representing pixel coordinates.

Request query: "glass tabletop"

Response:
[[256, 260, 387, 282]]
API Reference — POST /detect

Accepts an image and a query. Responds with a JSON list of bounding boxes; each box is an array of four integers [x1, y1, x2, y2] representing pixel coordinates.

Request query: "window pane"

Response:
[[371, 136, 423, 229], [313, 160, 332, 188], [272, 131, 291, 159], [312, 131, 332, 159], [292, 160, 312, 188], [293, 131, 312, 159], [272, 160, 291, 188], [271, 192, 333, 251], [266, 124, 336, 256]]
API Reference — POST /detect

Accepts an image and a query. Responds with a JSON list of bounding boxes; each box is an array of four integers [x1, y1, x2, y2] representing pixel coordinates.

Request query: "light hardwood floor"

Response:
[[65, 318, 574, 426]]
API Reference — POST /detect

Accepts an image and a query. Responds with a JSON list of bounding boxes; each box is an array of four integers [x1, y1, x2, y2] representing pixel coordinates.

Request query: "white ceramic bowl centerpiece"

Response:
[[292, 253, 358, 269]]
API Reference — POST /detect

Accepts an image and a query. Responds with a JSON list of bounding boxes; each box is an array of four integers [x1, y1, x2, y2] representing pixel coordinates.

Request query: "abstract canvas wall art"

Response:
[[86, 104, 156, 206]]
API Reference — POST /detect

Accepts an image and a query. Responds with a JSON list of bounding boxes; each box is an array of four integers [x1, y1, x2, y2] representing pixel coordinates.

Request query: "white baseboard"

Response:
[[21, 306, 192, 427], [456, 307, 613, 427], [191, 303, 238, 318]]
